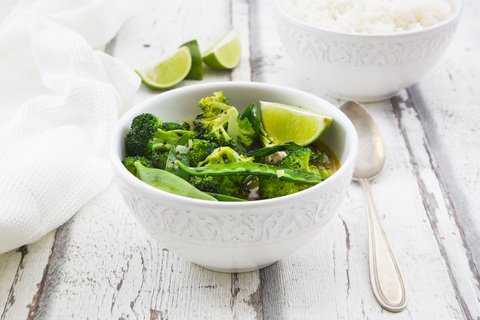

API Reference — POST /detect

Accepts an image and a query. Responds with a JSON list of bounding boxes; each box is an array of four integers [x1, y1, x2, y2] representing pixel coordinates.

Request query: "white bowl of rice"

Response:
[[274, 0, 462, 102]]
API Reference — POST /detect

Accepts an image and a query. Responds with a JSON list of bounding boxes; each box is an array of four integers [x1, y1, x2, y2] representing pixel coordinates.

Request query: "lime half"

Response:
[[259, 101, 333, 146], [180, 40, 203, 80], [202, 30, 241, 69], [136, 46, 192, 89]]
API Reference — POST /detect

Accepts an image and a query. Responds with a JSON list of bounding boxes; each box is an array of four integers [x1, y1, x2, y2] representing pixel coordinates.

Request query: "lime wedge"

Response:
[[180, 40, 203, 80], [136, 46, 192, 89], [259, 101, 333, 146], [202, 30, 241, 69]]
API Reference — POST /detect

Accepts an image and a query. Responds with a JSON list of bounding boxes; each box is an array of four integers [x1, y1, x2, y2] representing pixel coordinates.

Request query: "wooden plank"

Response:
[[0, 249, 22, 317], [0, 232, 56, 320], [406, 0, 480, 270], [250, 0, 477, 318], [30, 183, 261, 319], [231, 0, 252, 82], [391, 91, 480, 318]]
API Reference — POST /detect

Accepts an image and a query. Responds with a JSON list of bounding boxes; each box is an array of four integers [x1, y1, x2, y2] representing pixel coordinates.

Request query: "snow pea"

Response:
[[166, 133, 191, 181], [175, 161, 326, 185], [135, 163, 217, 201], [205, 193, 247, 202], [246, 141, 304, 158], [152, 130, 179, 152]]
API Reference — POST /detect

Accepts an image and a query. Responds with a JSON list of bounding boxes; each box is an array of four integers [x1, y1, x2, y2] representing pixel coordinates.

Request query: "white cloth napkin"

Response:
[[0, 0, 140, 253]]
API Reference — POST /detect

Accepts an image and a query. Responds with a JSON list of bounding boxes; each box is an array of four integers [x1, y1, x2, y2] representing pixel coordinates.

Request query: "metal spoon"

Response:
[[340, 101, 408, 312]]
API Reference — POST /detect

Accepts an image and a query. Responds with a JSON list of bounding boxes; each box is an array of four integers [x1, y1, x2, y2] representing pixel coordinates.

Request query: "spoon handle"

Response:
[[358, 178, 408, 312]]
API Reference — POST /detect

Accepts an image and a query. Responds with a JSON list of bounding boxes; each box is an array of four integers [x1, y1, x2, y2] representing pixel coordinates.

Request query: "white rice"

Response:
[[279, 0, 454, 34]]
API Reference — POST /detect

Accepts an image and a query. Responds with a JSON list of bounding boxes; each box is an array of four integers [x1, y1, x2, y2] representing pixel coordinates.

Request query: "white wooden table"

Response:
[[1, 1, 480, 319]]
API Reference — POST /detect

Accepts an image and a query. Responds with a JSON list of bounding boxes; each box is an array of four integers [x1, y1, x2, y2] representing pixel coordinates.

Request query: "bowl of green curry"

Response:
[[110, 81, 358, 272]]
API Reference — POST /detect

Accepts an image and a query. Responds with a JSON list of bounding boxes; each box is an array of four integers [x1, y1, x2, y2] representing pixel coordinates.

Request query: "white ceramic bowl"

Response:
[[274, 0, 462, 102], [110, 82, 358, 273]]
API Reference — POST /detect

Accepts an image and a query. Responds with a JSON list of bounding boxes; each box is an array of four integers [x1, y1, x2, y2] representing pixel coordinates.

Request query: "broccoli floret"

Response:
[[258, 126, 287, 164], [281, 148, 320, 174], [181, 122, 191, 130], [190, 175, 247, 197], [308, 148, 325, 163], [281, 147, 331, 179], [125, 113, 187, 163], [221, 176, 249, 197], [193, 92, 239, 148], [190, 176, 222, 194], [189, 139, 216, 167], [237, 117, 256, 149], [258, 149, 317, 197], [159, 121, 193, 137], [259, 177, 300, 199], [122, 156, 153, 176], [197, 147, 254, 166], [281, 148, 313, 171], [259, 126, 281, 148], [125, 113, 159, 158], [159, 121, 190, 131], [203, 91, 229, 105]]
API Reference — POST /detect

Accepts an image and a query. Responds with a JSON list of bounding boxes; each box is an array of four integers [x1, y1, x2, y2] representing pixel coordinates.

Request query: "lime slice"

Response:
[[202, 30, 241, 69], [180, 40, 202, 80], [136, 46, 192, 89], [259, 101, 333, 146]]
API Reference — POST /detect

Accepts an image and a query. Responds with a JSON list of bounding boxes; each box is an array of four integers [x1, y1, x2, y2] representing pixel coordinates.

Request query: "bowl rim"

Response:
[[273, 0, 463, 38], [110, 81, 359, 209]]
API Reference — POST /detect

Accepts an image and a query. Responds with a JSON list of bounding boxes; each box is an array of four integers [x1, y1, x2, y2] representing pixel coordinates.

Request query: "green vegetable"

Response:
[[197, 147, 254, 166], [153, 130, 182, 152], [159, 121, 190, 131], [240, 103, 260, 136], [135, 163, 217, 201], [258, 177, 300, 199], [190, 172, 248, 197], [193, 91, 239, 148], [247, 141, 304, 158], [320, 168, 330, 179], [308, 147, 325, 163], [259, 126, 281, 148], [166, 134, 190, 181], [150, 152, 169, 170], [220, 175, 248, 197], [189, 139, 216, 167], [175, 161, 326, 185], [257, 126, 287, 165], [122, 91, 336, 202], [237, 117, 256, 148], [125, 113, 183, 159], [190, 175, 245, 197], [190, 176, 222, 193], [205, 193, 247, 202], [281, 148, 330, 179], [122, 156, 153, 175], [125, 113, 159, 158]]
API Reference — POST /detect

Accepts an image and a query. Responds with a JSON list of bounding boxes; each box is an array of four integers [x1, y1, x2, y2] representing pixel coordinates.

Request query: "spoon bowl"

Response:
[[340, 101, 407, 312], [340, 101, 386, 180]]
